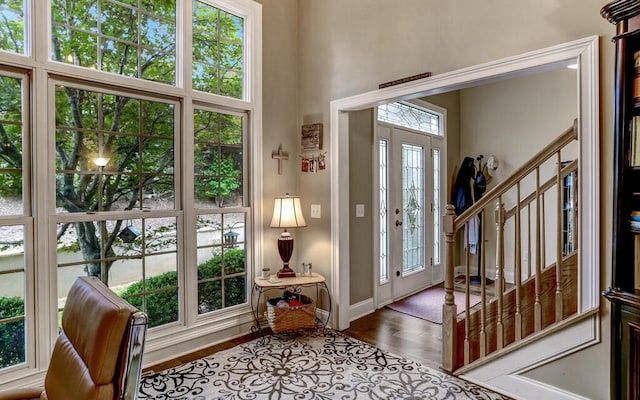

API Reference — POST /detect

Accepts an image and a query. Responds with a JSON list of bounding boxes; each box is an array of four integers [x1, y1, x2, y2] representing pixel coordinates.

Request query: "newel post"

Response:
[[442, 204, 457, 372]]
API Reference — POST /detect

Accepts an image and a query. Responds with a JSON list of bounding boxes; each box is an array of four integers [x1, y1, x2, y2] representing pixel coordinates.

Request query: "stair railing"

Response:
[[442, 119, 579, 372]]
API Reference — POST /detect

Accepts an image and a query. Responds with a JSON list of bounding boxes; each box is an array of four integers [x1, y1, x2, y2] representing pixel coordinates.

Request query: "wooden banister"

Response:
[[442, 120, 579, 372], [454, 121, 577, 227]]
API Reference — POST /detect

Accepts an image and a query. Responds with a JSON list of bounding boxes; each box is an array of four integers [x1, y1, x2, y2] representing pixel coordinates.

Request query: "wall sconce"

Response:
[[270, 194, 307, 278]]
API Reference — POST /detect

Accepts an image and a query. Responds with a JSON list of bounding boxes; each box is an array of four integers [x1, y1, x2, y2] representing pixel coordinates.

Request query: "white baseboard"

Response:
[[349, 298, 375, 322], [485, 375, 594, 400]]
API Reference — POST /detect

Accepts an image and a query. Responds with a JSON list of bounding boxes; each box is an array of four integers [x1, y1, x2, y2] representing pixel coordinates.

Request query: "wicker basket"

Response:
[[265, 295, 315, 333]]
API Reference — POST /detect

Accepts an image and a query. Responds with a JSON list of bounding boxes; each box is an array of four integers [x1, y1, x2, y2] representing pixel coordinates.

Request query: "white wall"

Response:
[[293, 1, 613, 399]]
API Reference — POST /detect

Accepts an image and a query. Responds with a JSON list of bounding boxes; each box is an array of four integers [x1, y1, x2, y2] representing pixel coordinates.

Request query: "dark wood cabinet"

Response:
[[602, 1, 640, 399]]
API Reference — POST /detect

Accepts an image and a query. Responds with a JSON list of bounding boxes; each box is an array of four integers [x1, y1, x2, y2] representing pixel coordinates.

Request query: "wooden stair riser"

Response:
[[456, 253, 577, 366]]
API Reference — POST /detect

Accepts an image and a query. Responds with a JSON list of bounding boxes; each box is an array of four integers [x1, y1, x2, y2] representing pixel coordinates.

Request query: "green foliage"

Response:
[[120, 248, 246, 327], [198, 247, 246, 278], [0, 3, 248, 361], [122, 271, 179, 328], [0, 2, 246, 277], [0, 297, 25, 369], [192, 2, 243, 98], [0, 248, 246, 369], [197, 248, 246, 313], [0, 0, 25, 54], [193, 110, 243, 204], [0, 75, 24, 199], [201, 153, 241, 200], [58, 241, 81, 253]]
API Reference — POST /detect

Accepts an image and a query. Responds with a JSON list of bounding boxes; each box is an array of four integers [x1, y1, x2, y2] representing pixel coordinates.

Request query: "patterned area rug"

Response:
[[139, 329, 511, 400]]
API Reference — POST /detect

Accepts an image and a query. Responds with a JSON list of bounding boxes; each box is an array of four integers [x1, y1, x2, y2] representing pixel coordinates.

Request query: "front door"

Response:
[[390, 127, 433, 298], [377, 119, 442, 303]]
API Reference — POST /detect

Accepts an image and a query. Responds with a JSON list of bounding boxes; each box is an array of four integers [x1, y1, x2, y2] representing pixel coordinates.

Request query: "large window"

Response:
[[54, 85, 180, 328], [0, 71, 29, 371], [0, 0, 260, 376], [193, 108, 247, 314]]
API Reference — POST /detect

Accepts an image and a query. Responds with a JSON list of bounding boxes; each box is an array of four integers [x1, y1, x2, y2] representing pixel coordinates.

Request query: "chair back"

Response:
[[44, 276, 147, 400]]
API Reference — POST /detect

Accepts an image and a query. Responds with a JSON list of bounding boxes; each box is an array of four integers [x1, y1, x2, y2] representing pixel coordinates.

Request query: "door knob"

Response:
[[396, 220, 402, 227]]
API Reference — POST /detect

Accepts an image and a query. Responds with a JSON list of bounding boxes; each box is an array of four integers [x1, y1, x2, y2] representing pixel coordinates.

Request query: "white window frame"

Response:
[[0, 0, 262, 386]]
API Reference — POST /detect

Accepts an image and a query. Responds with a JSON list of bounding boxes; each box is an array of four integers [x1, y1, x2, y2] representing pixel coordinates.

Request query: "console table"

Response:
[[251, 273, 331, 337]]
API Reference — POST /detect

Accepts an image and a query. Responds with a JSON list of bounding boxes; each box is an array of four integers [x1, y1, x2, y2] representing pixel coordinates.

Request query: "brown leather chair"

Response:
[[0, 276, 148, 400]]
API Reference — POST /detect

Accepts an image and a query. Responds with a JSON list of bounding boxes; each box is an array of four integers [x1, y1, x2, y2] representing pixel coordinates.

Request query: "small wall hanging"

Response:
[[300, 123, 326, 173], [271, 145, 289, 175], [300, 152, 326, 173], [301, 123, 323, 152]]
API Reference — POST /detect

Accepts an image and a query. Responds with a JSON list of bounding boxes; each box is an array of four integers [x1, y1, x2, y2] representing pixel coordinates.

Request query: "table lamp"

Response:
[[270, 194, 307, 278]]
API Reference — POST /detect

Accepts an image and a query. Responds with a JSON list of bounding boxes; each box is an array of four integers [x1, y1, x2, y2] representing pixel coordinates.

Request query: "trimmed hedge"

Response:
[[0, 297, 25, 369], [0, 249, 247, 369], [120, 248, 246, 327]]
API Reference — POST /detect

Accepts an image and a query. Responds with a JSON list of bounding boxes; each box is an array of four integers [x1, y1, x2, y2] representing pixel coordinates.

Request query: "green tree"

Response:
[[0, 2, 244, 283], [0, 1, 248, 372], [0, 0, 25, 54], [0, 76, 23, 199]]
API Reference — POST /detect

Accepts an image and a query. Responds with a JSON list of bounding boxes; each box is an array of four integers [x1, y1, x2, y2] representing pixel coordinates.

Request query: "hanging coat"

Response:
[[452, 156, 476, 216]]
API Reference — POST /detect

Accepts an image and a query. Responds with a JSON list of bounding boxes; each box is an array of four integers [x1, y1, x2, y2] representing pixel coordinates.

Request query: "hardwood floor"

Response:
[[143, 307, 443, 374], [342, 307, 443, 370]]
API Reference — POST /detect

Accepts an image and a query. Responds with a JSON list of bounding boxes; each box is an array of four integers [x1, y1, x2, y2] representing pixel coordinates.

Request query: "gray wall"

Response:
[[457, 68, 578, 280], [348, 109, 374, 304], [256, 0, 613, 398], [257, 0, 300, 271], [291, 1, 612, 399]]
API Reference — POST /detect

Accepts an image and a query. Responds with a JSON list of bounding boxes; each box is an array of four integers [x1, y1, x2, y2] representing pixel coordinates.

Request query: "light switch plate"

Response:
[[356, 204, 365, 218], [311, 204, 321, 218]]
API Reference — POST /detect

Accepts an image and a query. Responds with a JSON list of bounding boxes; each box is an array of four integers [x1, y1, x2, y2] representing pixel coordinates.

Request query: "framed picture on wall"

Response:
[[301, 123, 323, 152]]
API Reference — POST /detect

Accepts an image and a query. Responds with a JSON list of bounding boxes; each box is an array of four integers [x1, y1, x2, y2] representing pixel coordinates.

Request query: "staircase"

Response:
[[442, 120, 580, 373]]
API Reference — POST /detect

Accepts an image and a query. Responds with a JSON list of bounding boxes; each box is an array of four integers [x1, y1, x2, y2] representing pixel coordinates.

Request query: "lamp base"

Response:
[[277, 267, 297, 278], [276, 234, 296, 278]]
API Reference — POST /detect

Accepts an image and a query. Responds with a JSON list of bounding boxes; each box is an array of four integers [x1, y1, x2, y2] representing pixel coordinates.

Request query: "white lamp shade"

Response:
[[270, 195, 307, 228]]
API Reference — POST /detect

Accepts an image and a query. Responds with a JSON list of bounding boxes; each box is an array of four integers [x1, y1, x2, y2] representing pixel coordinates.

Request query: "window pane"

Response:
[[433, 148, 441, 265], [57, 216, 179, 328], [0, 71, 27, 371], [0, 75, 23, 213], [402, 144, 425, 276], [196, 212, 247, 315], [0, 225, 26, 370], [0, 0, 25, 54], [55, 86, 176, 213], [377, 102, 441, 136], [194, 109, 243, 208], [51, 0, 176, 84], [379, 139, 389, 283], [192, 0, 244, 98]]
